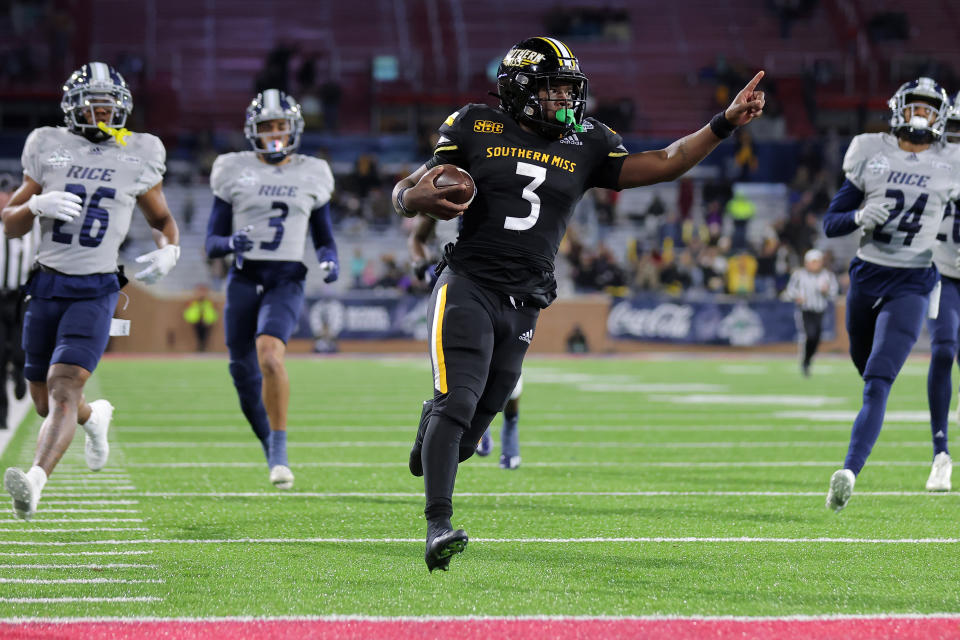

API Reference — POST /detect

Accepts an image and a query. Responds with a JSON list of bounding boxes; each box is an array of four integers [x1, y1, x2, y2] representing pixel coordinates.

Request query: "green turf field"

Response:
[[1, 355, 958, 619]]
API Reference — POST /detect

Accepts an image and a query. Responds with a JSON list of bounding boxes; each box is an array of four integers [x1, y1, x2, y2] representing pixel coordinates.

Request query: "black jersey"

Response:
[[430, 103, 627, 307]]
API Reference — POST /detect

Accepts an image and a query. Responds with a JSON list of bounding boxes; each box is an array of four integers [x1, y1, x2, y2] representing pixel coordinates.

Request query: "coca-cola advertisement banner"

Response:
[[607, 296, 835, 346]]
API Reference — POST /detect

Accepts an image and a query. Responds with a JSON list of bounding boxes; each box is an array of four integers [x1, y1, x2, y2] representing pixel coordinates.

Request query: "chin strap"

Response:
[[97, 121, 131, 146]]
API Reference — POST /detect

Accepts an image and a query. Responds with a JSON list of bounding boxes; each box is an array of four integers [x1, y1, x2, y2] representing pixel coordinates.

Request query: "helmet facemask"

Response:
[[61, 79, 133, 143], [244, 90, 304, 164], [944, 99, 960, 145], [888, 78, 948, 145]]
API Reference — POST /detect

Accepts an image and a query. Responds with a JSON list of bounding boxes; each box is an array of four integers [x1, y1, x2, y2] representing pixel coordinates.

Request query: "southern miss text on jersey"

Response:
[[432, 103, 627, 306], [21, 126, 165, 275], [211, 151, 334, 264], [843, 132, 960, 269]]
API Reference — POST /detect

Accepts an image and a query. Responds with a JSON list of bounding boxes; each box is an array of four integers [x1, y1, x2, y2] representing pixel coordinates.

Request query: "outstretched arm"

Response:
[[617, 71, 766, 189]]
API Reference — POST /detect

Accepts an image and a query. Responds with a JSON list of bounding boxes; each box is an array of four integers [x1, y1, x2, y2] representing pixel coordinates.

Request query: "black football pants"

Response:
[[422, 269, 538, 523]]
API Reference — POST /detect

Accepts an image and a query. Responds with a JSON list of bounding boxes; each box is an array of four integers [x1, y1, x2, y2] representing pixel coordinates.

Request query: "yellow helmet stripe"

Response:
[[540, 37, 575, 67]]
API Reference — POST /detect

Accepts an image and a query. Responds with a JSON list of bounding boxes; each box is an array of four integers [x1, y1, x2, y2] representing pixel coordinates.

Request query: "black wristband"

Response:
[[709, 111, 737, 139], [396, 187, 413, 216]]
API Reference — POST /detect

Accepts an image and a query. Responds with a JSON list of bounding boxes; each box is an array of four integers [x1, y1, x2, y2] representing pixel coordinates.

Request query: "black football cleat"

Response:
[[425, 523, 468, 572], [408, 399, 433, 477]]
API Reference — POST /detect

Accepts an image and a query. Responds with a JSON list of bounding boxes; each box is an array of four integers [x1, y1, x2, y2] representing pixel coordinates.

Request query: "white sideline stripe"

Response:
[[113, 424, 925, 434], [127, 460, 929, 469], [34, 490, 960, 499], [0, 536, 956, 547], [113, 440, 938, 449], [777, 410, 931, 422], [0, 596, 161, 603], [47, 479, 132, 484], [39, 500, 138, 505], [42, 509, 139, 513], [25, 518, 144, 523], [5, 613, 960, 623], [0, 527, 148, 533], [651, 394, 842, 406], [0, 577, 163, 584], [40, 486, 136, 491], [0, 563, 156, 569], [0, 551, 153, 556]]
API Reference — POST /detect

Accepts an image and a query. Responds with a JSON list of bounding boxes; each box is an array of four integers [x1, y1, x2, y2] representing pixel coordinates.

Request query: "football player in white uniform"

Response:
[[924, 93, 960, 491], [1, 62, 180, 519], [205, 89, 337, 490], [822, 78, 960, 510]]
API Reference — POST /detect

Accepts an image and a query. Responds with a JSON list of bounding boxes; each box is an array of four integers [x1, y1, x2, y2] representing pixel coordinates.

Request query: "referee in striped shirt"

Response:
[[0, 173, 35, 428], [784, 249, 839, 377]]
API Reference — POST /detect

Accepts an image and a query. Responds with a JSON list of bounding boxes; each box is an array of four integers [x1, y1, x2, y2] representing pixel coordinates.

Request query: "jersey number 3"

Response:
[[52, 183, 114, 248], [504, 162, 546, 231]]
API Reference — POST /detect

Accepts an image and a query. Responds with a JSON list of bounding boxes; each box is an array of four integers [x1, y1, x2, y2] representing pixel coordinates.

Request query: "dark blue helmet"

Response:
[[496, 37, 589, 139], [61, 62, 133, 143], [888, 77, 949, 144], [244, 89, 304, 164]]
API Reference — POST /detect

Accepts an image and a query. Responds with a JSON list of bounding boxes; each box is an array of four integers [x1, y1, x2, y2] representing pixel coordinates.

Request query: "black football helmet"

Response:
[[496, 37, 588, 139], [61, 62, 133, 143]]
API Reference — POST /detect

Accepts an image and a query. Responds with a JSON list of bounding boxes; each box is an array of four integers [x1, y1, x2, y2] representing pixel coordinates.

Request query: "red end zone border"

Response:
[[3, 615, 960, 640]]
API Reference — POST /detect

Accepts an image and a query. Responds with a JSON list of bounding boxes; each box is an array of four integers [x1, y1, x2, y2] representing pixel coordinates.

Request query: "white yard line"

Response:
[[0, 577, 163, 584], [126, 460, 930, 469], [37, 490, 956, 499], [0, 551, 153, 557], [21, 518, 144, 523], [112, 440, 937, 449], [0, 527, 149, 533], [0, 596, 161, 603], [0, 563, 156, 569]]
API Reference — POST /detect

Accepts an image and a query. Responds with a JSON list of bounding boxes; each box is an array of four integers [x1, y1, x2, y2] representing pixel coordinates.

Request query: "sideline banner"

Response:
[[295, 293, 430, 341], [607, 295, 835, 345]]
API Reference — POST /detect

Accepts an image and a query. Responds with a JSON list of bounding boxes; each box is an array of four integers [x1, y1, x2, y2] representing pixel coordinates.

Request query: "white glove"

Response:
[[133, 245, 180, 284], [854, 202, 890, 232], [27, 191, 83, 222]]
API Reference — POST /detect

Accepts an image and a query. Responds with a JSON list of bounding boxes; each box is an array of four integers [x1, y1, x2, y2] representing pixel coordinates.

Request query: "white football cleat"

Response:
[[826, 468, 856, 512], [4, 468, 40, 520], [926, 452, 952, 492], [269, 465, 294, 490], [83, 399, 114, 472]]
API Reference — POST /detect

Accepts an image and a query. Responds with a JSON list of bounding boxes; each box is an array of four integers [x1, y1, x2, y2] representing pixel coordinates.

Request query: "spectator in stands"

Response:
[[698, 244, 728, 293], [732, 129, 759, 180], [725, 188, 756, 252], [755, 234, 781, 297], [727, 252, 758, 295], [350, 248, 367, 289]]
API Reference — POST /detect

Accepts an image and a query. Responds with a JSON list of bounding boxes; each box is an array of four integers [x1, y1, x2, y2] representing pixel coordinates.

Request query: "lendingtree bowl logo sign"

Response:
[[716, 304, 764, 346]]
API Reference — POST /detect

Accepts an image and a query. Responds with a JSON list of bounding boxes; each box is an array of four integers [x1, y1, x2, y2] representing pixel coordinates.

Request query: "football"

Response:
[[432, 164, 477, 206]]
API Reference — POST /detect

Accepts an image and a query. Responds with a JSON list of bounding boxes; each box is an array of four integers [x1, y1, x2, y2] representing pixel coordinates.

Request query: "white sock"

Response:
[[26, 466, 47, 493], [81, 406, 97, 432]]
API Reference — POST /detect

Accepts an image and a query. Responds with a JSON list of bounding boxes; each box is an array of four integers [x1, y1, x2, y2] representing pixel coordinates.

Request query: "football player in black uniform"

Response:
[[392, 36, 765, 572]]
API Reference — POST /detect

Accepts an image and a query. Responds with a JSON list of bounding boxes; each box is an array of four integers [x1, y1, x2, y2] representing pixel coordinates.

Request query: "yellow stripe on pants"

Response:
[[431, 283, 448, 393]]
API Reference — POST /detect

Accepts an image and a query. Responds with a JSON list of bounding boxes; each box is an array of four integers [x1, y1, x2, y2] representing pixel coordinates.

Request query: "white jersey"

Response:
[[21, 126, 165, 275], [210, 152, 334, 263], [933, 197, 960, 279], [844, 132, 960, 269]]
